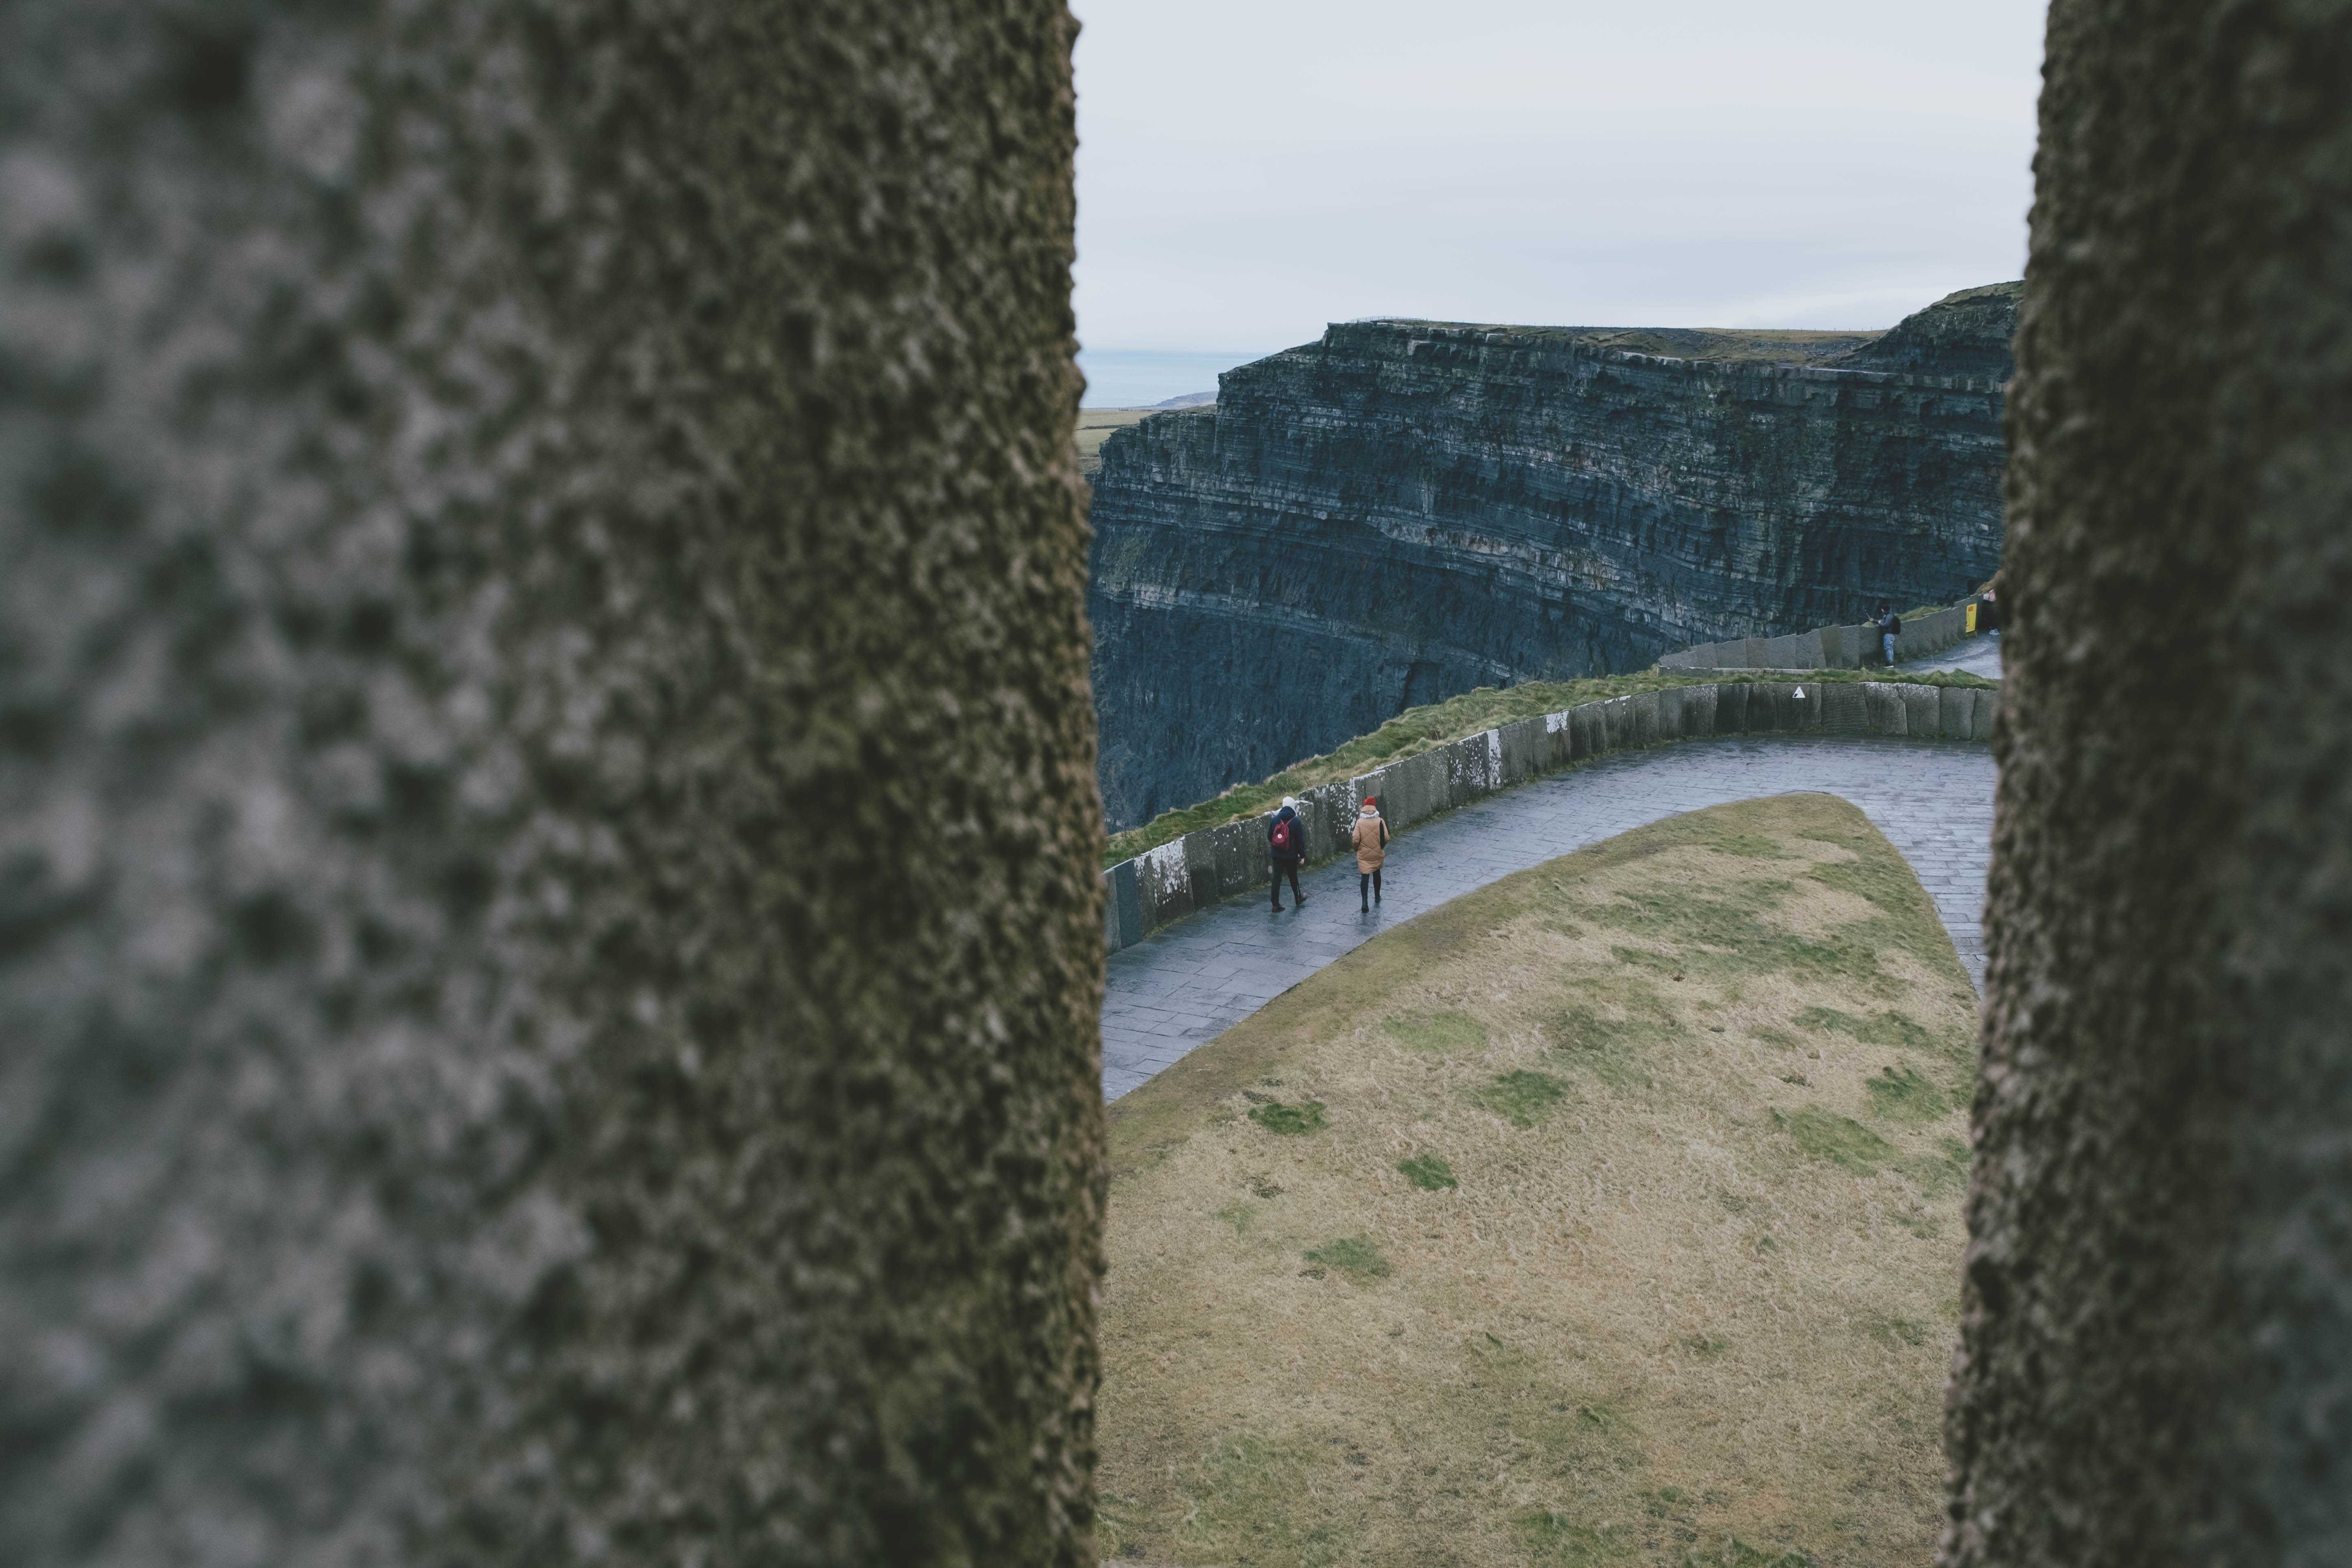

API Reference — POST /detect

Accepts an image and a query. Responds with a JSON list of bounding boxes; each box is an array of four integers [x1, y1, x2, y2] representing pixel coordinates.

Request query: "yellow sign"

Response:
[[1966, 602, 1978, 633]]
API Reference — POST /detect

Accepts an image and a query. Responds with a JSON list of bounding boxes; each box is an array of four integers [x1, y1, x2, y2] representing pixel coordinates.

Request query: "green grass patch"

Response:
[[1799, 854, 1932, 918], [1549, 986, 1679, 1087], [1865, 1064, 1946, 1122], [1679, 829, 1799, 860], [1384, 1010, 1489, 1053], [1103, 666, 1998, 866], [1796, 1005, 1932, 1050], [1588, 880, 1799, 952], [1522, 1398, 1640, 1471], [1249, 1099, 1328, 1136], [1517, 1511, 1638, 1566], [1613, 927, 1888, 992], [1583, 879, 1900, 992], [1471, 1069, 1568, 1127], [1398, 1153, 1459, 1190], [1303, 1235, 1391, 1281], [1773, 1107, 1898, 1173], [1175, 1435, 1358, 1566], [1863, 1312, 1931, 1348], [1697, 1540, 1817, 1568], [1903, 1136, 1975, 1196]]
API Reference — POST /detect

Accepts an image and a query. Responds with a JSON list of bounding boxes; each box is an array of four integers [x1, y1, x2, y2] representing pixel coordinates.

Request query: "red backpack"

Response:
[[1270, 818, 1295, 856]]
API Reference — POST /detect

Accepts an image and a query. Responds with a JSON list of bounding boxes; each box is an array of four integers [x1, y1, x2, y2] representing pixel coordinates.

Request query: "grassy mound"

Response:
[[1101, 666, 1997, 868], [1096, 795, 1978, 1567]]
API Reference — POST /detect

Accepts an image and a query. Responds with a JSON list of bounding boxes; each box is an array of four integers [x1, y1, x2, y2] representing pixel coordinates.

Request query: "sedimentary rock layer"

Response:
[[1088, 284, 2016, 827]]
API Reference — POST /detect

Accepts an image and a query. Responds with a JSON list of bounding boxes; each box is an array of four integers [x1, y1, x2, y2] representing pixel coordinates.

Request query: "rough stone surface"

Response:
[[1088, 285, 2018, 827], [1946, 4, 2352, 1565], [0, 4, 1102, 1565]]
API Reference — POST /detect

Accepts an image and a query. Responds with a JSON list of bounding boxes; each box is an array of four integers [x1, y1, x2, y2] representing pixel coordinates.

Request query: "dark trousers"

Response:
[[1271, 860, 1303, 908], [1360, 868, 1382, 906]]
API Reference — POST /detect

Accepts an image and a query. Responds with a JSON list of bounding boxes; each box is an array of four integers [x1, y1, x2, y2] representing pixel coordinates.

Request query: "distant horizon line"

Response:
[[1078, 321, 1903, 356]]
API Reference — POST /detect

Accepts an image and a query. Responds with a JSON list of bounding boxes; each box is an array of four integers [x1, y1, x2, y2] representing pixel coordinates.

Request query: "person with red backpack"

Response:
[[1267, 796, 1308, 912]]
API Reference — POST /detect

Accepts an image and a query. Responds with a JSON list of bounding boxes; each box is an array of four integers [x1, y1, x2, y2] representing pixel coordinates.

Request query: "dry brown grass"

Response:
[[1096, 795, 1979, 1568]]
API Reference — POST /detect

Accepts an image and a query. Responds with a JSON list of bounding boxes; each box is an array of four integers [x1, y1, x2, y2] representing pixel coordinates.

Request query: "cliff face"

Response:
[[1827, 281, 2024, 380], [1088, 284, 2018, 827]]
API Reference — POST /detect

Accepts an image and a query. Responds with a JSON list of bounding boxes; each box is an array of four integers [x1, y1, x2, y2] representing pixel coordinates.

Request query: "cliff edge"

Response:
[[1088, 284, 2019, 828]]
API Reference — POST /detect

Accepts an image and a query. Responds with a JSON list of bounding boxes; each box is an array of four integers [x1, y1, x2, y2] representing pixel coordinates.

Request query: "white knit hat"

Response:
[[1281, 796, 1298, 809]]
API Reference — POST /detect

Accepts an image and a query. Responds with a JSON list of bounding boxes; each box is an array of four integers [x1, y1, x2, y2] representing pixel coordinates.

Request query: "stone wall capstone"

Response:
[[0, 4, 1103, 1565], [1658, 601, 1981, 671]]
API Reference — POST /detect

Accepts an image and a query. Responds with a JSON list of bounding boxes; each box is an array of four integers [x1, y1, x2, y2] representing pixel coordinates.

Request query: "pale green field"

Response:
[[1077, 407, 1155, 477]]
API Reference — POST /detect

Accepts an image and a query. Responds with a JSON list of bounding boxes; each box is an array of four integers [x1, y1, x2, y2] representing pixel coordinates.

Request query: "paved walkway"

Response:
[[1901, 629, 2003, 679], [1101, 735, 1997, 1099]]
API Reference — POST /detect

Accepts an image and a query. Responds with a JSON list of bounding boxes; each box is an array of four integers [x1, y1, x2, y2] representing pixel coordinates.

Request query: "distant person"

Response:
[[1875, 603, 1902, 666], [1978, 576, 2003, 633], [1352, 797, 1389, 912], [1268, 796, 1307, 911]]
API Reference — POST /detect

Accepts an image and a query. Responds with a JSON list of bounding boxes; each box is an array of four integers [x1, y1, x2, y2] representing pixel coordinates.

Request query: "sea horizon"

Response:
[[1077, 346, 1284, 409]]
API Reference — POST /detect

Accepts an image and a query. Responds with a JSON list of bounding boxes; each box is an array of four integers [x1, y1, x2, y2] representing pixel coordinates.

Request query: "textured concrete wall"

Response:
[[1658, 603, 1976, 670], [0, 4, 1101, 1566], [1946, 2, 2352, 1564]]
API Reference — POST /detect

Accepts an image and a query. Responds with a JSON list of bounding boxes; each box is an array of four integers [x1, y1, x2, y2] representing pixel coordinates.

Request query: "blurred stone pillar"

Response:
[[0, 3, 1102, 1564], [1946, 2, 2352, 1565]]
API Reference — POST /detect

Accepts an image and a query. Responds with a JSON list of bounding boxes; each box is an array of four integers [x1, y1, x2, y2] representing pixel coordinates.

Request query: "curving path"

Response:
[[1101, 734, 1997, 1100], [1900, 628, 2003, 680]]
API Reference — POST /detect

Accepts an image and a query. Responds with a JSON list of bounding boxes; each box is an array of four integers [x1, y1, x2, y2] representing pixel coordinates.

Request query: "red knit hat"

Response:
[[1362, 797, 1378, 808]]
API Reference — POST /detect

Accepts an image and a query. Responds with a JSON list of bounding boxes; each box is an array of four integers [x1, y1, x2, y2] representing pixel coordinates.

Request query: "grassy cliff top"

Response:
[[1349, 321, 1883, 365], [1102, 665, 1997, 867], [1096, 794, 1976, 1566], [1076, 407, 1155, 477]]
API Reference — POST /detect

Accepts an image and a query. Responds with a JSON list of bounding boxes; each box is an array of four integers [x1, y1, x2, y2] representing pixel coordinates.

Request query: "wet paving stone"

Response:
[[1101, 734, 1996, 1100], [1899, 629, 2003, 679]]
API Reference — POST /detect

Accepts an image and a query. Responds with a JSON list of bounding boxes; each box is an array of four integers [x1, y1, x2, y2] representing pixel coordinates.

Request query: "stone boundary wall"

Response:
[[1102, 679, 1999, 952], [1659, 602, 1979, 672]]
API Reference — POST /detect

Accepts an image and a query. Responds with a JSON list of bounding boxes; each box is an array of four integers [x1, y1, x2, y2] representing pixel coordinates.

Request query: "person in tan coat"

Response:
[[1351, 797, 1389, 912]]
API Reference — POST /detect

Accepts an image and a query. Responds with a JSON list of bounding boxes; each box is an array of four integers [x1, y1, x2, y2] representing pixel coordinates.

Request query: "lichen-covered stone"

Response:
[[1948, 3, 2352, 1564], [0, 3, 1101, 1565], [1088, 286, 2018, 826]]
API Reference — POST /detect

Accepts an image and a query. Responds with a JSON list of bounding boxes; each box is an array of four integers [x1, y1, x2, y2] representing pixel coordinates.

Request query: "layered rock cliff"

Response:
[[1088, 283, 2018, 827]]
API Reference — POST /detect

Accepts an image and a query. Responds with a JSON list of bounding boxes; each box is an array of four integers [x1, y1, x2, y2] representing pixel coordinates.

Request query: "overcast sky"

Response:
[[1071, 0, 2048, 365]]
